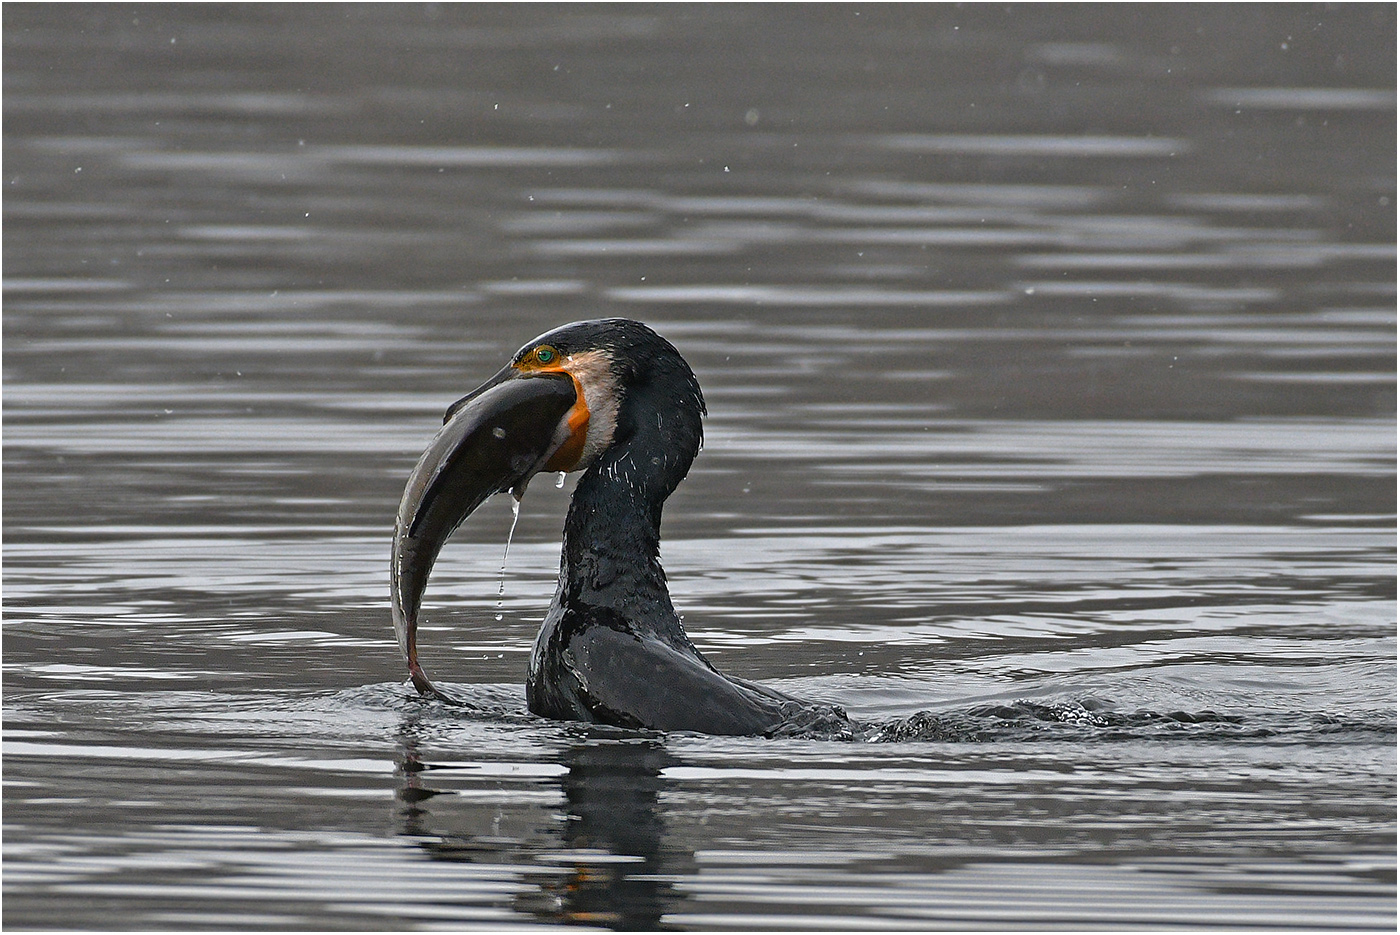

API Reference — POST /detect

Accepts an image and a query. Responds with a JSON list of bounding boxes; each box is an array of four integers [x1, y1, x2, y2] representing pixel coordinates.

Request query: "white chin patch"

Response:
[[563, 350, 621, 471]]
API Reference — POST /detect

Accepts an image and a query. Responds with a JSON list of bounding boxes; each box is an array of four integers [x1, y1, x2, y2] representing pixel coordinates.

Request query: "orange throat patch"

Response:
[[544, 379, 590, 472]]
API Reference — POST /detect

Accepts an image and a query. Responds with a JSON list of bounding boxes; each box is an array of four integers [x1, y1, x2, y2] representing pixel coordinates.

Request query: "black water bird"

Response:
[[392, 319, 847, 736]]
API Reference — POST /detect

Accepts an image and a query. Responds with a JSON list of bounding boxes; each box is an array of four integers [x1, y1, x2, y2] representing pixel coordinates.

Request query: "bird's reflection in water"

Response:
[[396, 720, 689, 929]]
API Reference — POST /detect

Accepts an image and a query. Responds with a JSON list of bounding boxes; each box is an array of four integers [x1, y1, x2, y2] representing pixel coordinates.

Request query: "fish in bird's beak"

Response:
[[391, 367, 577, 698]]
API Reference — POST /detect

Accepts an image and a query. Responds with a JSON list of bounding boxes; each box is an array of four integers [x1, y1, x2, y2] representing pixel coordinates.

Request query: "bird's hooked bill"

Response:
[[390, 370, 576, 698]]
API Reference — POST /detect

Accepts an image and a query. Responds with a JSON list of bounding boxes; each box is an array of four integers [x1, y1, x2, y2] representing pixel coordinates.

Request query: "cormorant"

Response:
[[391, 318, 847, 736]]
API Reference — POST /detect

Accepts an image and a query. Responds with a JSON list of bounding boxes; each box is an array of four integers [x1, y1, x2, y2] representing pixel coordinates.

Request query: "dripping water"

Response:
[[555, 471, 566, 488], [495, 497, 522, 621]]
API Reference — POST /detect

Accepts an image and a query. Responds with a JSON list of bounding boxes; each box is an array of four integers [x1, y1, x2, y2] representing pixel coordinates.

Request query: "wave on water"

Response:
[[860, 700, 1252, 743], [809, 698, 1394, 744]]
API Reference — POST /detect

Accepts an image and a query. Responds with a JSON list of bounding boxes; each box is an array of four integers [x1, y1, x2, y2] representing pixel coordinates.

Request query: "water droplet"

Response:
[[492, 426, 506, 439], [556, 472, 566, 488], [495, 498, 522, 620]]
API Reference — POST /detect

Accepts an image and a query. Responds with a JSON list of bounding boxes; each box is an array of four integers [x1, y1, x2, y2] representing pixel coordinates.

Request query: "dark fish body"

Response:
[[391, 373, 574, 694]]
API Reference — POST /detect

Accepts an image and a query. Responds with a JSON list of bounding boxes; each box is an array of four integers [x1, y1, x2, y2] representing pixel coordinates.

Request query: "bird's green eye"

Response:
[[534, 346, 557, 365]]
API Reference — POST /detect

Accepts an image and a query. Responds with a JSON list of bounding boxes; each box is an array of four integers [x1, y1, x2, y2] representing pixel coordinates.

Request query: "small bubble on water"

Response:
[[493, 427, 507, 439]]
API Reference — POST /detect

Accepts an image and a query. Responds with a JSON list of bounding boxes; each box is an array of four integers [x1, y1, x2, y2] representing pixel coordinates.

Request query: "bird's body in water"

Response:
[[392, 319, 848, 737]]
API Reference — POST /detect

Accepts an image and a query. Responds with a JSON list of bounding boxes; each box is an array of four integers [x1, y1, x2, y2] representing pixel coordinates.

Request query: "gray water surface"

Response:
[[4, 5, 1396, 929]]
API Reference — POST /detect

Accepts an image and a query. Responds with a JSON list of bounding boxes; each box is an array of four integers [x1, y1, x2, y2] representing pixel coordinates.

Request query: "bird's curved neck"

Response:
[[562, 451, 668, 594], [556, 423, 691, 646]]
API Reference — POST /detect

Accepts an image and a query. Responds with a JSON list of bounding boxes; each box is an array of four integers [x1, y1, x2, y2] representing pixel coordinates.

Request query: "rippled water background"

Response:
[[4, 5, 1396, 929]]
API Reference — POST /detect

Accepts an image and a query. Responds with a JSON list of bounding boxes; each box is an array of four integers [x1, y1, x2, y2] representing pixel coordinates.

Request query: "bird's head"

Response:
[[390, 318, 705, 693]]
